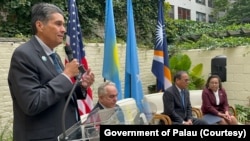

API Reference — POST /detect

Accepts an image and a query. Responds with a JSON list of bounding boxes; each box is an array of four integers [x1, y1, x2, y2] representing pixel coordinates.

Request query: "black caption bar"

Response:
[[100, 125, 250, 140]]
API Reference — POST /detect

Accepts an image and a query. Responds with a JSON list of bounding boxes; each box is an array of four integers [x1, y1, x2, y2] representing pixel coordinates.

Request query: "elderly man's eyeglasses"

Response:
[[107, 94, 118, 99], [182, 79, 190, 82]]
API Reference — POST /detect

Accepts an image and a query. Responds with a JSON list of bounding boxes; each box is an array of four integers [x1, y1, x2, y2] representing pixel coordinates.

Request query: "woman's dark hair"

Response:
[[205, 74, 222, 89]]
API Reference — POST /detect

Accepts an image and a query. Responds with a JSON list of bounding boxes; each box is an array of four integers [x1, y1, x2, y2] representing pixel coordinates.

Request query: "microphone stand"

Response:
[[60, 65, 85, 141]]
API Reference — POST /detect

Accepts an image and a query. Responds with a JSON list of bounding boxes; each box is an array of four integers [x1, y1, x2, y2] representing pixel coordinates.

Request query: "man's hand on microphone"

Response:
[[81, 68, 95, 88], [63, 59, 80, 78]]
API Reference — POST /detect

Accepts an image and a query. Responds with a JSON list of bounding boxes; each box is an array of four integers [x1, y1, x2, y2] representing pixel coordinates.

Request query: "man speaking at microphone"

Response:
[[7, 2, 95, 141]]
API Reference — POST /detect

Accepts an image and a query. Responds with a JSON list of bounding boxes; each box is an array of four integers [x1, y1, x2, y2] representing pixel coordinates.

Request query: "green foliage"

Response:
[[236, 97, 250, 124], [169, 54, 205, 90], [211, 0, 230, 21], [171, 20, 250, 50], [0, 0, 159, 47], [169, 54, 191, 73], [172, 20, 250, 38], [0, 117, 12, 141], [235, 104, 250, 124], [1, 0, 250, 50], [189, 64, 205, 90], [177, 35, 250, 50], [222, 0, 250, 25]]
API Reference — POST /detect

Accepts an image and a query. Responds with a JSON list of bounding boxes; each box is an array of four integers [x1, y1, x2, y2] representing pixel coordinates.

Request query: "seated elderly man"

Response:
[[86, 81, 125, 124], [163, 71, 208, 125]]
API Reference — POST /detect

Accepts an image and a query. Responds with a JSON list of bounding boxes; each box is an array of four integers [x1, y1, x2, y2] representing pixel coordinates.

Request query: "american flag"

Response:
[[65, 0, 93, 115]]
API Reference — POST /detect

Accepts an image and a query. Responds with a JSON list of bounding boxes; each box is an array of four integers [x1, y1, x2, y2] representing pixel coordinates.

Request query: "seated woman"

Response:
[[201, 75, 238, 125]]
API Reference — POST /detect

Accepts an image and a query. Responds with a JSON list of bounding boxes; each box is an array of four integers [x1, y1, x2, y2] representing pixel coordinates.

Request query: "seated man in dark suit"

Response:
[[163, 71, 208, 125], [86, 81, 125, 124], [83, 81, 125, 140]]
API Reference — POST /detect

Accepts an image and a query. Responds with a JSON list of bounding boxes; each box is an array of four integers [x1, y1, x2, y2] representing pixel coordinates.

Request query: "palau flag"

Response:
[[124, 0, 144, 111], [151, 0, 172, 92], [102, 0, 122, 100]]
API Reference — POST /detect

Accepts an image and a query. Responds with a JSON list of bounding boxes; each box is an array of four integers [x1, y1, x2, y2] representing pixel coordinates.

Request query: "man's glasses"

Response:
[[182, 79, 190, 82], [107, 94, 117, 99]]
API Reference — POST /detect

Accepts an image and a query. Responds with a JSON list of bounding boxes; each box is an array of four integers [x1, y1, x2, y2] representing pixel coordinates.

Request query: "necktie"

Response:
[[50, 53, 63, 73], [181, 90, 185, 107], [50, 53, 79, 121]]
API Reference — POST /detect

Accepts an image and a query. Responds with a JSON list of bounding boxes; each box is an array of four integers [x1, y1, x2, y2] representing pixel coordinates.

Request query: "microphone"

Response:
[[64, 45, 87, 99], [60, 46, 87, 140], [64, 46, 86, 79], [64, 45, 74, 61]]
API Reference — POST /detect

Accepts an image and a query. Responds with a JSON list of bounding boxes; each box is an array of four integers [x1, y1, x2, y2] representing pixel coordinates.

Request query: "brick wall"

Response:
[[0, 41, 156, 128], [1, 40, 250, 129], [185, 47, 250, 106]]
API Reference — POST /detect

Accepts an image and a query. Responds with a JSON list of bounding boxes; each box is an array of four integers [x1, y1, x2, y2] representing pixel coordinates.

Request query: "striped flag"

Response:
[[124, 0, 144, 111], [102, 0, 122, 100], [151, 0, 172, 92], [66, 0, 93, 115]]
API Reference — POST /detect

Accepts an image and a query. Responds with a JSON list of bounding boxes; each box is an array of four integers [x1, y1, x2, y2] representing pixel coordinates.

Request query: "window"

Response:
[[196, 0, 206, 5], [196, 12, 206, 22], [208, 0, 214, 8], [178, 7, 191, 20], [168, 5, 174, 19], [208, 15, 215, 23]]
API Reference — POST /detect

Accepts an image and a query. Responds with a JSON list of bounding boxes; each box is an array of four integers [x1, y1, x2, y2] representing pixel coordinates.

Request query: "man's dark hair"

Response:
[[31, 2, 64, 35], [173, 71, 187, 82]]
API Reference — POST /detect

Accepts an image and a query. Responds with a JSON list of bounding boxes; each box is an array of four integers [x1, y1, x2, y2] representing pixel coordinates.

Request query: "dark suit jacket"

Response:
[[162, 85, 192, 124], [201, 87, 229, 115], [8, 36, 86, 141]]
